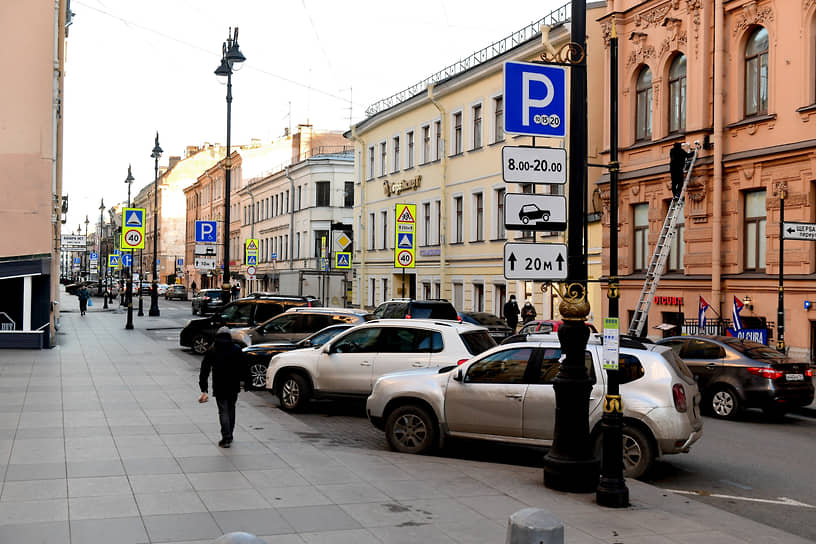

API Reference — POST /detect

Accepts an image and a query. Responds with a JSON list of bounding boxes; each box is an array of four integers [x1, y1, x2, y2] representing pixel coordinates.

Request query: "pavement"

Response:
[[0, 305, 811, 543]]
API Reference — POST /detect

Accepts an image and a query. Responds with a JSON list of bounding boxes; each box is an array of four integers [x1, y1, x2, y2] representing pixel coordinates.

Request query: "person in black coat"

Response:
[[503, 295, 520, 331], [670, 142, 693, 199], [199, 327, 243, 447]]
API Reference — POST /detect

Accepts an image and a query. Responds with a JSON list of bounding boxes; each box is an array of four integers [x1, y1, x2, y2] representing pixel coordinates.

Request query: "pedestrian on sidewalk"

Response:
[[198, 327, 243, 448], [503, 295, 520, 332], [190, 280, 197, 294], [521, 299, 537, 324], [77, 285, 90, 316]]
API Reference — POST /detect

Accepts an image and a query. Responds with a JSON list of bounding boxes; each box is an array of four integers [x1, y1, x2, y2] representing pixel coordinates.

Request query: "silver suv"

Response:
[[366, 334, 703, 479], [266, 319, 496, 412]]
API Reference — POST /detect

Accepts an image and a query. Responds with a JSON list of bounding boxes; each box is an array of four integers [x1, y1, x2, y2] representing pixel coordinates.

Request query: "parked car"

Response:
[[657, 335, 815, 419], [242, 324, 355, 390], [518, 203, 551, 224], [165, 285, 188, 300], [231, 307, 373, 347], [139, 282, 152, 295], [157, 283, 169, 295], [180, 294, 314, 354], [367, 333, 703, 479], [373, 299, 459, 321], [458, 312, 513, 342], [502, 320, 598, 344], [191, 289, 227, 315], [265, 319, 497, 412]]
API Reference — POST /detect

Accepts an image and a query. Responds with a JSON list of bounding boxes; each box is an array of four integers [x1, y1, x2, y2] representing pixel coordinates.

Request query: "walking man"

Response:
[[190, 280, 197, 294], [77, 285, 90, 316], [503, 295, 520, 332], [198, 327, 243, 447], [521, 299, 537, 324]]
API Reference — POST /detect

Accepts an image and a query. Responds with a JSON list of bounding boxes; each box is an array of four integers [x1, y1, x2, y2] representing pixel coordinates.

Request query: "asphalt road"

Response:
[[153, 298, 816, 541]]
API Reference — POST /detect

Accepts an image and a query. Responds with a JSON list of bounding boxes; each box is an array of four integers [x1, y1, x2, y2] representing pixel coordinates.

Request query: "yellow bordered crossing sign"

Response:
[[121, 208, 146, 249], [394, 203, 416, 269], [245, 238, 259, 265], [335, 252, 351, 269]]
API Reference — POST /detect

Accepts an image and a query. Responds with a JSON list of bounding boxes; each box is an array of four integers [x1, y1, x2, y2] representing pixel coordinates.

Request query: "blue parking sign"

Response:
[[195, 221, 217, 243], [504, 61, 567, 138]]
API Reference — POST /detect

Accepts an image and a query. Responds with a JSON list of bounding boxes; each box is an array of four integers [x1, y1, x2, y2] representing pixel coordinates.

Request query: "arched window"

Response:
[[668, 55, 687, 133], [635, 67, 653, 141], [745, 27, 769, 116]]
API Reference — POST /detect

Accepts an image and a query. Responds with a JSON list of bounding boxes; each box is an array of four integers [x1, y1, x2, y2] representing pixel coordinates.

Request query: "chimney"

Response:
[[169, 156, 181, 169], [298, 124, 313, 162]]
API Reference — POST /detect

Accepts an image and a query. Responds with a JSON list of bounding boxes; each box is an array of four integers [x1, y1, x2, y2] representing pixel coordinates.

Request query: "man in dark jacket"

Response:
[[503, 295, 520, 331], [199, 327, 243, 447], [670, 142, 692, 199]]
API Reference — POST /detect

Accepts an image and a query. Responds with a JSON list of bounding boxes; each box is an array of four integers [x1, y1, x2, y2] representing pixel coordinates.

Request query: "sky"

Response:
[[63, 0, 568, 231]]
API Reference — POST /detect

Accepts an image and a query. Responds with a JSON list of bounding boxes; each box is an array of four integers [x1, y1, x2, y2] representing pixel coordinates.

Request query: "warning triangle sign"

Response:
[[246, 239, 258, 250], [125, 211, 142, 227], [397, 206, 415, 223]]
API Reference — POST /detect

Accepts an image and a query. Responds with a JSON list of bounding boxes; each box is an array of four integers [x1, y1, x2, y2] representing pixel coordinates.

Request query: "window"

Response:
[[422, 282, 431, 299], [406, 131, 414, 168], [435, 200, 441, 244], [745, 27, 769, 117], [493, 96, 504, 143], [380, 142, 387, 176], [380, 328, 443, 353], [538, 348, 595, 384], [474, 192, 484, 241], [454, 196, 463, 243], [368, 212, 375, 250], [332, 327, 382, 353], [369, 278, 376, 307], [680, 339, 726, 360], [635, 66, 653, 141], [634, 203, 649, 272], [392, 136, 400, 172], [423, 202, 431, 246], [435, 120, 442, 160], [295, 232, 301, 259], [744, 190, 767, 270], [668, 55, 687, 133], [284, 234, 288, 260], [453, 112, 463, 154], [285, 190, 289, 213], [453, 282, 463, 309], [315, 182, 330, 207], [496, 188, 506, 239], [381, 210, 388, 249], [368, 146, 375, 179], [668, 201, 685, 272], [472, 104, 482, 149], [473, 283, 484, 312], [344, 182, 354, 208], [466, 348, 532, 384], [382, 278, 388, 301], [422, 125, 430, 164]]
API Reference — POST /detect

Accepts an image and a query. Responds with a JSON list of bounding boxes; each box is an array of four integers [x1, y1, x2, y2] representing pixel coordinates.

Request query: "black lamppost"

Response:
[[125, 165, 135, 330], [84, 215, 89, 281], [149, 132, 162, 316], [214, 26, 246, 304], [99, 199, 107, 304]]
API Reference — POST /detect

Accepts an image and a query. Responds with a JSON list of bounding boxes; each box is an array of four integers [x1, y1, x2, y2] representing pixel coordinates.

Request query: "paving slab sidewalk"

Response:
[[0, 307, 809, 544]]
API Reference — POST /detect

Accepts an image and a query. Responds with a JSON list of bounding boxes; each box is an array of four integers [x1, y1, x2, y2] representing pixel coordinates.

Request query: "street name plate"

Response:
[[503, 242, 567, 281], [504, 193, 566, 232], [782, 222, 816, 241], [501, 146, 567, 184]]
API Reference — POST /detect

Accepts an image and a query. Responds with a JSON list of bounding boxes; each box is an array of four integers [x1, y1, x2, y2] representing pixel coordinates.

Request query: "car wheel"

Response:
[[246, 363, 269, 391], [709, 386, 740, 419], [521, 216, 529, 224], [385, 404, 438, 455], [278, 373, 310, 412], [191, 334, 212, 355], [594, 425, 654, 480]]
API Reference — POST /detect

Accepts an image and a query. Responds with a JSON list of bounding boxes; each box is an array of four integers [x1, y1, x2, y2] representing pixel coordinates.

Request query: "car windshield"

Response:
[[459, 331, 497, 355], [723, 338, 786, 360]]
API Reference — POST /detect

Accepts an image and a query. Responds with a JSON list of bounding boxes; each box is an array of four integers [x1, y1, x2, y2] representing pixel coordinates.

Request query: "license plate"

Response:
[[786, 373, 804, 381]]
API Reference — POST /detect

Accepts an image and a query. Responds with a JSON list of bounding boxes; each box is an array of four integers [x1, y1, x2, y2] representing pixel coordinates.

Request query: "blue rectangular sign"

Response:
[[504, 61, 567, 138], [195, 221, 217, 243], [176, 258, 183, 266]]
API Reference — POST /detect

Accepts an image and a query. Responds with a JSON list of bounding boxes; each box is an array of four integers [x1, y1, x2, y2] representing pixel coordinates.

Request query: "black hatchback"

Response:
[[658, 335, 814, 419]]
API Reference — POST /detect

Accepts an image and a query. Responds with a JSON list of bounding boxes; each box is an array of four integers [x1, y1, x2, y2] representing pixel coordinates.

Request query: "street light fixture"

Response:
[[84, 215, 89, 282], [149, 132, 163, 316], [214, 26, 246, 304], [125, 164, 135, 330], [99, 199, 108, 307]]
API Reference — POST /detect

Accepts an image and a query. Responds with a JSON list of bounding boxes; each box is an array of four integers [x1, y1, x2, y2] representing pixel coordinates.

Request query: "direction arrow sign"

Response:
[[504, 193, 567, 232], [783, 222, 816, 241], [502, 146, 567, 184], [503, 242, 567, 281], [121, 253, 132, 267]]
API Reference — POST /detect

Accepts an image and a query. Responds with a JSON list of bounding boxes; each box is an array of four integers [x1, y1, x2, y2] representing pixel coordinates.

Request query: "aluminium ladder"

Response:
[[627, 143, 701, 338]]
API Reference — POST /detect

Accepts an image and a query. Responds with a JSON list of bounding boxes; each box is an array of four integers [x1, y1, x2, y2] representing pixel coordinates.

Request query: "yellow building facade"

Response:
[[350, 3, 607, 327]]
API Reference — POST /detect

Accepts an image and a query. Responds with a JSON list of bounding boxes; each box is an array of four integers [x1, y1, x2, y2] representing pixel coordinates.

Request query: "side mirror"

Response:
[[322, 345, 332, 354], [454, 368, 464, 382]]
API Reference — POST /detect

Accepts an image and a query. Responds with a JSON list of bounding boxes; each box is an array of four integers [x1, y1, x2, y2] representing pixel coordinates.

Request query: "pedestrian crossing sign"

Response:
[[246, 254, 257, 265], [394, 203, 416, 269], [121, 208, 146, 249], [108, 255, 119, 268], [335, 252, 351, 269], [397, 233, 414, 249]]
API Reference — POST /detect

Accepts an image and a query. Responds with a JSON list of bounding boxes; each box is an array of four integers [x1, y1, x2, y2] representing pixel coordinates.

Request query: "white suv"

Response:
[[265, 319, 496, 412]]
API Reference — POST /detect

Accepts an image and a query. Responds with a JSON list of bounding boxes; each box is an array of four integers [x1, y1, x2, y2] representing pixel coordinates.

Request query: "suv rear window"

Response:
[[459, 331, 497, 355], [410, 302, 458, 320]]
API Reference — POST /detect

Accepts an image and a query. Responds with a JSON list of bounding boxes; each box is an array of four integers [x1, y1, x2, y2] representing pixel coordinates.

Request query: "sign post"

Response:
[[394, 204, 416, 298]]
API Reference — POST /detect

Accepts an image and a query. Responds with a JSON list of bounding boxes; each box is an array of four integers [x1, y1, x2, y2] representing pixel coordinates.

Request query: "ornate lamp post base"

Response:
[[149, 285, 160, 316]]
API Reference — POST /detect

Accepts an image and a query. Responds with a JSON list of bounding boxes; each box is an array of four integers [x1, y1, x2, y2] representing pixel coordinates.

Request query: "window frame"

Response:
[[668, 54, 687, 134], [744, 189, 767, 271], [635, 66, 653, 142], [744, 27, 769, 118], [471, 102, 483, 149], [633, 203, 649, 272]]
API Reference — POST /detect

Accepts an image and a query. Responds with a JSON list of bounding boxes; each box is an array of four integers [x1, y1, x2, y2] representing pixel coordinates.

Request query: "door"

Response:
[[444, 347, 533, 438], [678, 338, 726, 390], [371, 327, 434, 386], [254, 313, 309, 344], [522, 348, 602, 440], [316, 327, 383, 394]]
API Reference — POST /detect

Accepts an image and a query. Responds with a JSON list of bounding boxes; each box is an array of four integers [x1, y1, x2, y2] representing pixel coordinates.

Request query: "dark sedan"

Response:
[[241, 324, 354, 389], [191, 289, 226, 315], [658, 335, 814, 419], [458, 312, 513, 342]]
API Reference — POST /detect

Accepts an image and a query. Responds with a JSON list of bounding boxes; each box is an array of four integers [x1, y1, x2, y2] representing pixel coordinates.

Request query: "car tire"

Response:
[[521, 216, 529, 225], [708, 385, 741, 419], [278, 373, 310, 412], [191, 334, 212, 355], [385, 404, 438, 455], [594, 424, 654, 480], [245, 363, 269, 391]]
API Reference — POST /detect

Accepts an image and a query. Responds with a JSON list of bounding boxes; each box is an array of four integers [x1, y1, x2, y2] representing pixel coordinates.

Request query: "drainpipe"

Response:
[[348, 127, 367, 307], [712, 0, 724, 317], [428, 84, 448, 299], [51, 0, 64, 343], [285, 166, 295, 271]]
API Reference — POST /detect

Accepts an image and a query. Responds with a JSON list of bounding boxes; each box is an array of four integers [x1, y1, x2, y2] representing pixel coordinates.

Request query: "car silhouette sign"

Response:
[[504, 193, 567, 232]]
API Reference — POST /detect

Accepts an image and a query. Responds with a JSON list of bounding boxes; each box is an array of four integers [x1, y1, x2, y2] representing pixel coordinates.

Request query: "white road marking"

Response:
[[667, 489, 816, 509]]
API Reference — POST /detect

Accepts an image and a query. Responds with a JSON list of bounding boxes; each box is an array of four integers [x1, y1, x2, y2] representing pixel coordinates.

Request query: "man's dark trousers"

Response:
[[216, 393, 238, 442]]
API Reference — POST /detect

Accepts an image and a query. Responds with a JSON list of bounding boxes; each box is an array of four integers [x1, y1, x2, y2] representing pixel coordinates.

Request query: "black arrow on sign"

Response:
[[787, 227, 795, 234], [508, 253, 517, 271], [556, 253, 564, 271]]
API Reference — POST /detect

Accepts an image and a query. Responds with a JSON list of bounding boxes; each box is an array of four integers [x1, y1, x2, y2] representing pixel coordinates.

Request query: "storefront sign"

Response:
[[653, 295, 683, 306], [384, 175, 421, 197]]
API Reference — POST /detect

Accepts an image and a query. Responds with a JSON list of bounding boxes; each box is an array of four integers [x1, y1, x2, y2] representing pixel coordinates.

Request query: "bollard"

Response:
[[506, 508, 564, 544], [212, 532, 266, 544]]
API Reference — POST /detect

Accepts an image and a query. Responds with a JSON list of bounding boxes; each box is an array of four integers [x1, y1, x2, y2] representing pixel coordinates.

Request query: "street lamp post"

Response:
[[99, 199, 107, 307], [149, 132, 163, 316], [125, 165, 135, 330], [84, 215, 89, 281], [214, 26, 246, 305]]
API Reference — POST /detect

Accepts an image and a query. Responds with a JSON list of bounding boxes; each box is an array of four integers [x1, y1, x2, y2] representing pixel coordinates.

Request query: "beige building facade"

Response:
[[349, 4, 607, 324]]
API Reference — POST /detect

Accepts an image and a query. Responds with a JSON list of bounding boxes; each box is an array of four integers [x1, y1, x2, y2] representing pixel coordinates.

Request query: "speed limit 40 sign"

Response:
[[121, 208, 146, 249]]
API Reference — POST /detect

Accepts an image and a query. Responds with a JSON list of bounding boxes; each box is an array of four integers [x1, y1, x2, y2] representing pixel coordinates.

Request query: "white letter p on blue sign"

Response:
[[504, 61, 566, 138]]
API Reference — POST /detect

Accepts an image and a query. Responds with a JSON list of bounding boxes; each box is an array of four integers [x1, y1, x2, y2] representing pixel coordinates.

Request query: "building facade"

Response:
[[0, 1, 69, 348], [349, 3, 607, 322], [598, 0, 816, 360]]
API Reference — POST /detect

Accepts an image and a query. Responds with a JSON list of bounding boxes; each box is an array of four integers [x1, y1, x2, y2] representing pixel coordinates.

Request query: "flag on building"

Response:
[[732, 296, 744, 331], [698, 296, 710, 331]]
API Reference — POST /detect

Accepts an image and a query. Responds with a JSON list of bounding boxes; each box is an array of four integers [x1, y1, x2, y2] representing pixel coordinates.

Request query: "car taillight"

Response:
[[672, 383, 687, 412], [405, 314, 412, 319], [747, 367, 785, 380], [806, 368, 814, 378], [457, 359, 468, 365], [203, 297, 210, 301]]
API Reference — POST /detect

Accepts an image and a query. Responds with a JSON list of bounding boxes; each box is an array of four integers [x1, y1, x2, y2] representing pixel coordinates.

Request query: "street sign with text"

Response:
[[194, 244, 216, 256], [503, 242, 567, 281], [504, 193, 567, 232], [504, 61, 567, 138], [195, 256, 216, 270], [501, 146, 567, 184], [782, 222, 816, 241]]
